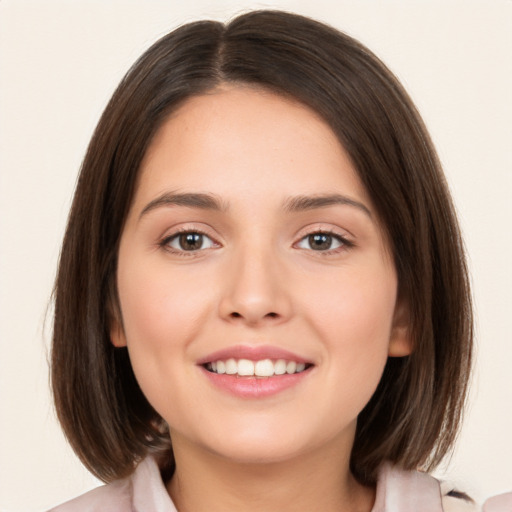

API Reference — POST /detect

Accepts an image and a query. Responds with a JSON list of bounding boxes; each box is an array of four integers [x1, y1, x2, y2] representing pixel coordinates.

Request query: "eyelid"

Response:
[[293, 225, 354, 253], [157, 223, 353, 256], [159, 225, 222, 255]]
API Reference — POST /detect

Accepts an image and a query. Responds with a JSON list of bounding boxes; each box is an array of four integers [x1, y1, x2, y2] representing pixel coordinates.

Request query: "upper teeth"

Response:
[[206, 358, 307, 377]]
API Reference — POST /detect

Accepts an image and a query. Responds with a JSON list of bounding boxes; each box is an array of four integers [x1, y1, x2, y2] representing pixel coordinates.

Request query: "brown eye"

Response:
[[167, 232, 215, 251], [297, 232, 345, 252], [179, 233, 203, 250], [308, 233, 333, 250]]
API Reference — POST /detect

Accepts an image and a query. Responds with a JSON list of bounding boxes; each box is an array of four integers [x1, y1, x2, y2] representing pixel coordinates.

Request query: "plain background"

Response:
[[0, 1, 511, 510]]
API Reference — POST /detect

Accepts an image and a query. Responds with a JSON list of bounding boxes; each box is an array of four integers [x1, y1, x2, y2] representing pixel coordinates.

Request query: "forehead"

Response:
[[134, 85, 371, 212]]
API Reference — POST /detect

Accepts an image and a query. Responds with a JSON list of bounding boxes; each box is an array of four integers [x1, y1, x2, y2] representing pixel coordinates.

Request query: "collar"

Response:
[[372, 462, 443, 511], [131, 457, 443, 512]]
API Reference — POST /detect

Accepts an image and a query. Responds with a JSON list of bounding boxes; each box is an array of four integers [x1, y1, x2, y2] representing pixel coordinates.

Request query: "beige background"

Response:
[[0, 1, 511, 510]]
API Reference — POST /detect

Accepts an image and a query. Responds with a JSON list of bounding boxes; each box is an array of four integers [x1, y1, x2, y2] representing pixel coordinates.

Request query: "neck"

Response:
[[167, 432, 375, 512]]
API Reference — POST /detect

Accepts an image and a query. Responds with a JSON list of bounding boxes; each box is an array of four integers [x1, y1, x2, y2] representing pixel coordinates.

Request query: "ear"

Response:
[[110, 316, 127, 348], [388, 299, 413, 357], [107, 281, 127, 347]]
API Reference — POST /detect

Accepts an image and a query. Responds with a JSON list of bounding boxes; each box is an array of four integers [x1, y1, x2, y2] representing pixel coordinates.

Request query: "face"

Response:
[[112, 86, 410, 465]]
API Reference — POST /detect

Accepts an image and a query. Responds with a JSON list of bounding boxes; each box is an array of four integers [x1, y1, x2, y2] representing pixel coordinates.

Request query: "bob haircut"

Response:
[[52, 10, 472, 486]]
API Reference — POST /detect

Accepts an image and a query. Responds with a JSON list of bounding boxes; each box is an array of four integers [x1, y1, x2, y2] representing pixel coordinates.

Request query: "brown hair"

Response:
[[51, 10, 472, 486]]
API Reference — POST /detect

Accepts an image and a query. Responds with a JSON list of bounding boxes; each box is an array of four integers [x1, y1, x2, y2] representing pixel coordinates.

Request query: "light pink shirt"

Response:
[[48, 457, 511, 512]]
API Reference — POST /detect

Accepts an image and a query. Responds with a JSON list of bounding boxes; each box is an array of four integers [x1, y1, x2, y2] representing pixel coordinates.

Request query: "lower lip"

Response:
[[200, 367, 312, 398]]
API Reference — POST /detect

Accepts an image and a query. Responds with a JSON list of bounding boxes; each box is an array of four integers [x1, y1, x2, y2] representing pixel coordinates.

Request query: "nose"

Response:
[[218, 245, 293, 327]]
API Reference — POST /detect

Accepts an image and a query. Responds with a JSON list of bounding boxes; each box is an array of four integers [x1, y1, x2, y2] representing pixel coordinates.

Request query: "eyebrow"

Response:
[[139, 192, 227, 219], [139, 191, 372, 219], [283, 194, 372, 217]]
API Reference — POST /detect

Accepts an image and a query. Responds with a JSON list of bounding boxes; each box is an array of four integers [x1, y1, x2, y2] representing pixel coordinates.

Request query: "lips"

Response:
[[198, 345, 314, 398], [197, 345, 311, 365]]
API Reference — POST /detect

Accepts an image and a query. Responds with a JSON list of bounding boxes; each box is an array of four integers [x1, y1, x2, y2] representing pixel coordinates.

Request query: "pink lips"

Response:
[[197, 345, 310, 365], [198, 345, 313, 399]]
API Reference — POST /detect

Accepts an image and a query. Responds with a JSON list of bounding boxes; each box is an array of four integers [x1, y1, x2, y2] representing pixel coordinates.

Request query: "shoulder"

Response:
[[374, 463, 490, 512], [46, 457, 177, 512], [482, 492, 512, 512], [47, 478, 132, 512], [374, 463, 444, 511]]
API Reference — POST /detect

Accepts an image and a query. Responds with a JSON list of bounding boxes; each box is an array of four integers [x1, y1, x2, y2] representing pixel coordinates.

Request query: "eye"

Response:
[[296, 232, 346, 251], [165, 231, 216, 252]]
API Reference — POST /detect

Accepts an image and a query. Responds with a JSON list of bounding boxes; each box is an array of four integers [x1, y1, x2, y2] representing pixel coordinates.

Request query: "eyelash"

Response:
[[159, 227, 218, 257], [159, 228, 353, 256], [296, 229, 354, 255]]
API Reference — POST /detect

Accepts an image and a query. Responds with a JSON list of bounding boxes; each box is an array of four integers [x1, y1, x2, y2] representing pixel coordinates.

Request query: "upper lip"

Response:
[[197, 345, 312, 365]]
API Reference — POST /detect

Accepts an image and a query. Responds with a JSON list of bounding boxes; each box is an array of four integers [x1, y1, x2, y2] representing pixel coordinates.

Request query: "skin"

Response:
[[111, 85, 411, 512]]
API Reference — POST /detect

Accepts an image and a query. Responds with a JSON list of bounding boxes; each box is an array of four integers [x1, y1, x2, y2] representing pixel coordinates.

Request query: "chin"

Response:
[[208, 441, 307, 466], [194, 420, 339, 467]]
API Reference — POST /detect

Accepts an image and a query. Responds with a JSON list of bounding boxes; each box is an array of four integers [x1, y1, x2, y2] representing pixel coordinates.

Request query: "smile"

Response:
[[198, 345, 314, 397], [204, 358, 310, 377]]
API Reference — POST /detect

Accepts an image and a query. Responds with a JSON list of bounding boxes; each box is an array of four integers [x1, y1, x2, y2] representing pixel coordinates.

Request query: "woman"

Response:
[[49, 10, 509, 512]]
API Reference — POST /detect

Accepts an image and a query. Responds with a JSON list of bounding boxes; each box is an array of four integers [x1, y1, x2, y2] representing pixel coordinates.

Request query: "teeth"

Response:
[[206, 358, 309, 377], [237, 359, 254, 376], [286, 361, 297, 374], [216, 360, 226, 374], [255, 359, 274, 377], [225, 358, 237, 375], [274, 359, 287, 375]]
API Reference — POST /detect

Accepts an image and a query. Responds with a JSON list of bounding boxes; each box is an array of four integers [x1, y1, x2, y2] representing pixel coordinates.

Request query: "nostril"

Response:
[[228, 311, 278, 320]]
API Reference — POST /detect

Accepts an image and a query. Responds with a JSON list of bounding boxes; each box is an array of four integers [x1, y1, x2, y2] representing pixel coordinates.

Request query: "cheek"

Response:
[[304, 262, 396, 340], [116, 260, 215, 407], [118, 258, 212, 348], [300, 263, 397, 403]]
